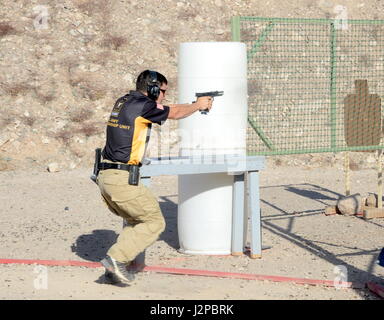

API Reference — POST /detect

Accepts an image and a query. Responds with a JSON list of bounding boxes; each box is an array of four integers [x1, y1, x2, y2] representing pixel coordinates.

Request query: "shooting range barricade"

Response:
[[140, 155, 265, 258]]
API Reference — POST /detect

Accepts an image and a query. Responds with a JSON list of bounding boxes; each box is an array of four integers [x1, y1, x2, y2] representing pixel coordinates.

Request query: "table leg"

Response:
[[231, 173, 245, 256], [248, 171, 262, 259]]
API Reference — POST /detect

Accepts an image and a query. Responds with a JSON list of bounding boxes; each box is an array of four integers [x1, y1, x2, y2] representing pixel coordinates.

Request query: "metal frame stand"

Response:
[[140, 155, 265, 258]]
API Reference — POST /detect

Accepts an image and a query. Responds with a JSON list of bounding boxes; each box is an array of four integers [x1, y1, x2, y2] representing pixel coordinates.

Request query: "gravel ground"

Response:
[[0, 164, 383, 300]]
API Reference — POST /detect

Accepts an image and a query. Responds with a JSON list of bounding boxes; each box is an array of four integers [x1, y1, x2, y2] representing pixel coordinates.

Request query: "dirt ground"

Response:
[[0, 163, 383, 300]]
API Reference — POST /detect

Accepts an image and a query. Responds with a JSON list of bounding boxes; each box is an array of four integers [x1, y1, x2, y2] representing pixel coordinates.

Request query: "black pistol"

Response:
[[91, 148, 102, 184], [194, 91, 224, 115]]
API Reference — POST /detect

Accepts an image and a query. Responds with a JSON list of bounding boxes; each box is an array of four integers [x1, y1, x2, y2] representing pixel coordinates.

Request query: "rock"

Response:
[[89, 64, 100, 72], [194, 15, 204, 23], [42, 137, 50, 144], [47, 163, 60, 172], [69, 161, 77, 169], [336, 193, 362, 215], [215, 0, 223, 6]]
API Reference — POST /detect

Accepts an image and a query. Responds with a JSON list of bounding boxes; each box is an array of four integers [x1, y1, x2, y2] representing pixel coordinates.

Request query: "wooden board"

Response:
[[363, 207, 384, 219], [324, 205, 341, 215], [344, 80, 382, 150]]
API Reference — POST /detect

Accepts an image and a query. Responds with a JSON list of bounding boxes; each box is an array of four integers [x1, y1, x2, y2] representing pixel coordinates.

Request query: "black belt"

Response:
[[98, 163, 132, 171]]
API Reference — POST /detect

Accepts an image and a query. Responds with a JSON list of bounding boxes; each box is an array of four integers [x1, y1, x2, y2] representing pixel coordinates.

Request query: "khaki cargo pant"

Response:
[[97, 168, 165, 263]]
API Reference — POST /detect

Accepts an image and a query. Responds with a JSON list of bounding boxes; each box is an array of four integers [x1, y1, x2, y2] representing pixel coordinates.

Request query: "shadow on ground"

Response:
[[260, 182, 383, 300], [158, 195, 179, 249], [71, 194, 179, 262], [71, 229, 118, 262]]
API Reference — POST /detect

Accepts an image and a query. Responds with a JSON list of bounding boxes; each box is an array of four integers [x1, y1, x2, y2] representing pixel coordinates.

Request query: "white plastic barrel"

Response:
[[177, 42, 248, 255]]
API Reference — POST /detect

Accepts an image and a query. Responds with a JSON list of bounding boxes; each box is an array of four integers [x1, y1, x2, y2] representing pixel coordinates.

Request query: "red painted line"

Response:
[[0, 258, 101, 268], [0, 258, 361, 289], [143, 265, 358, 288]]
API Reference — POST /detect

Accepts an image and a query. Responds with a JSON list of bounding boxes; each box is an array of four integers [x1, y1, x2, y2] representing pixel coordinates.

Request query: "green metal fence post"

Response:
[[231, 16, 241, 41], [330, 22, 337, 149]]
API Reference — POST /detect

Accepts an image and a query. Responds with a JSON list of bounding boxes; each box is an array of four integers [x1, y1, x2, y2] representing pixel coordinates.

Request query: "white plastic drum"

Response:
[[177, 42, 248, 255]]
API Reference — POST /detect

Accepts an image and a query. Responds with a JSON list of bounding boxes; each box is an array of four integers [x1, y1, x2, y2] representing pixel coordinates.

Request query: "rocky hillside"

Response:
[[0, 0, 383, 171]]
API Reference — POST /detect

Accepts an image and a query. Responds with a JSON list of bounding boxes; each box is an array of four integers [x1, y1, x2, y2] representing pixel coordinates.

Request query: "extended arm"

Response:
[[168, 96, 212, 120]]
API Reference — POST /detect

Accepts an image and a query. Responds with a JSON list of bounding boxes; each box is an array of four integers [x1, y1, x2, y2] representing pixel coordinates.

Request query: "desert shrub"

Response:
[[89, 51, 111, 67], [70, 77, 107, 101], [54, 128, 73, 145], [0, 22, 16, 37], [35, 91, 56, 103], [177, 8, 198, 20], [75, 122, 103, 137], [2, 82, 32, 96], [0, 114, 14, 127], [69, 108, 94, 123], [0, 158, 14, 171], [86, 86, 107, 101], [76, 0, 109, 16], [349, 159, 362, 171], [102, 35, 127, 51], [21, 115, 37, 126]]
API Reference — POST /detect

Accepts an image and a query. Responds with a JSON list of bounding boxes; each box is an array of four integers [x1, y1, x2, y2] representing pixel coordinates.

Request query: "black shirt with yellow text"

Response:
[[102, 91, 170, 165]]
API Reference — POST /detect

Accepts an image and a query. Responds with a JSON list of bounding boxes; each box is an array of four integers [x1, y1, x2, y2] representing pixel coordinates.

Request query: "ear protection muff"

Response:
[[147, 70, 160, 101]]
